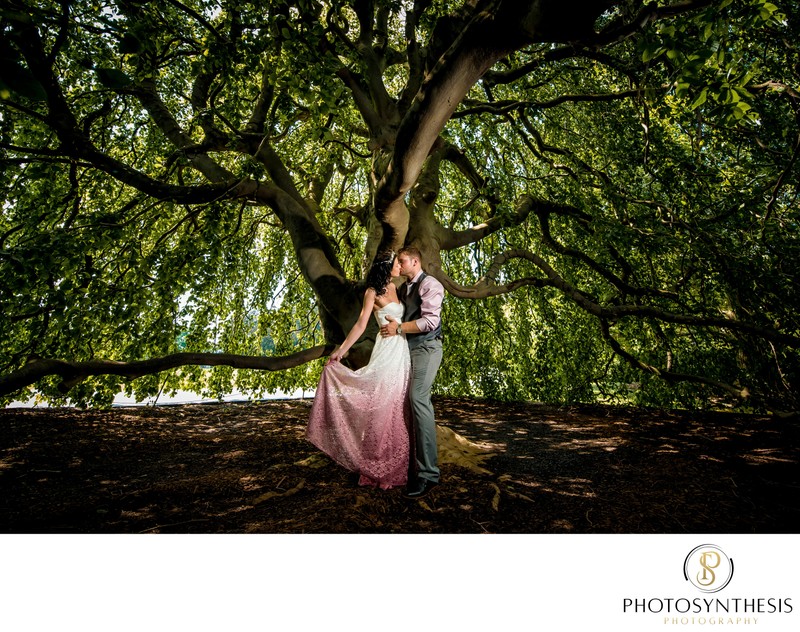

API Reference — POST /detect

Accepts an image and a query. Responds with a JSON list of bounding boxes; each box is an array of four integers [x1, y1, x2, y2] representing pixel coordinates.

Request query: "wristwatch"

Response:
[[396, 323, 402, 335]]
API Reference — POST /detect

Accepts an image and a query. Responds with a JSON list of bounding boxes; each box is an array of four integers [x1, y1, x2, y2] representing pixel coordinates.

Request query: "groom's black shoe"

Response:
[[404, 478, 438, 499]]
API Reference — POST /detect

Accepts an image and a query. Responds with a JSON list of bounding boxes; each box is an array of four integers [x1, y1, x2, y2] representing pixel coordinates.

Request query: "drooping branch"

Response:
[[430, 248, 561, 299], [455, 87, 650, 118], [132, 80, 232, 182], [599, 319, 751, 400], [0, 156, 92, 167], [483, 47, 637, 87], [96, 155, 248, 203], [604, 304, 800, 348], [0, 347, 335, 399], [433, 248, 800, 348], [245, 136, 308, 209], [515, 112, 610, 183], [0, 97, 51, 124], [9, 15, 239, 203], [164, 0, 227, 41], [433, 263, 555, 299], [0, 141, 75, 158], [589, 0, 716, 48], [438, 195, 536, 249], [353, 0, 396, 124], [533, 203, 679, 300], [442, 143, 487, 190], [244, 58, 276, 134], [397, 0, 432, 113]]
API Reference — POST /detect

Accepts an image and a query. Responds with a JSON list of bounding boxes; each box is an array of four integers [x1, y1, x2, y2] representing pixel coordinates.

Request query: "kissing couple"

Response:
[[306, 247, 444, 498]]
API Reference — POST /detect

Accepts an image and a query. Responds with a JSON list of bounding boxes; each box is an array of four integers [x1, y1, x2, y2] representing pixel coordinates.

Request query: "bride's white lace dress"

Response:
[[306, 302, 411, 489]]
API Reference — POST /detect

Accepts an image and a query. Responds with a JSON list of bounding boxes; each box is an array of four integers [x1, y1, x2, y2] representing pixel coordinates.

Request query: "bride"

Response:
[[306, 251, 411, 489]]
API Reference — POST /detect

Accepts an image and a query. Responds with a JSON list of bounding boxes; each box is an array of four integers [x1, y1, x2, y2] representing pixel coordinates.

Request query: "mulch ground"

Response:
[[0, 397, 798, 533]]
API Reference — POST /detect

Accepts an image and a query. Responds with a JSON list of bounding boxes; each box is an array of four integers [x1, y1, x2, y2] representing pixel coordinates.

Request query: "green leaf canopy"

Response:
[[0, 0, 798, 412]]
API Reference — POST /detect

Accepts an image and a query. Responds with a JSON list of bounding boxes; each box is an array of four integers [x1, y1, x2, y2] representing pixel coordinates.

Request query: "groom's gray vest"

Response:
[[403, 272, 443, 350]]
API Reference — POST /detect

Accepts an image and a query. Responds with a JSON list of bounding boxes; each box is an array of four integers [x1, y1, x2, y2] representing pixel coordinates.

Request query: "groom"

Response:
[[380, 246, 444, 498]]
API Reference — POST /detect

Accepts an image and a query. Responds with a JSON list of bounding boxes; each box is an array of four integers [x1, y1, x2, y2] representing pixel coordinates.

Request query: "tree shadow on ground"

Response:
[[0, 397, 797, 533]]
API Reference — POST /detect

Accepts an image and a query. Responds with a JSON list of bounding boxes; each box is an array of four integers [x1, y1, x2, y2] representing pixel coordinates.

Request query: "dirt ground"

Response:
[[1, 397, 798, 533]]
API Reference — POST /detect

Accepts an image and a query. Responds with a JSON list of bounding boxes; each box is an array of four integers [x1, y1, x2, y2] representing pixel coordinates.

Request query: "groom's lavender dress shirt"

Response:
[[407, 270, 444, 333]]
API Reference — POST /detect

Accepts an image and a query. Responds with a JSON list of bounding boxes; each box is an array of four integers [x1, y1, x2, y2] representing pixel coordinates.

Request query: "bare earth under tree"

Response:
[[1, 398, 797, 534]]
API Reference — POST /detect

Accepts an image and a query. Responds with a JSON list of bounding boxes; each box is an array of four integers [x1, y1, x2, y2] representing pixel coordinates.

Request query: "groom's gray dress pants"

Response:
[[409, 339, 443, 483]]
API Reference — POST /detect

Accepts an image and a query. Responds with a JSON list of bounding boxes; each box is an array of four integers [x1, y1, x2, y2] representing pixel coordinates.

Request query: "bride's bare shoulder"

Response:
[[372, 284, 400, 309]]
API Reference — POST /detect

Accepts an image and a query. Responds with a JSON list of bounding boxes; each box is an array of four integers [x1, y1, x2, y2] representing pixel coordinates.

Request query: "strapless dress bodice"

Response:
[[374, 301, 405, 325]]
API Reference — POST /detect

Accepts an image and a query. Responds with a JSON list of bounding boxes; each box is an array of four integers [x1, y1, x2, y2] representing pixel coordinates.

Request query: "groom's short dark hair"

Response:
[[398, 246, 422, 261]]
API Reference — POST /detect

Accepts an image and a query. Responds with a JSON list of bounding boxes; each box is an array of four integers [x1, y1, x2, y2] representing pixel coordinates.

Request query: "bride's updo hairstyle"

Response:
[[365, 251, 395, 297]]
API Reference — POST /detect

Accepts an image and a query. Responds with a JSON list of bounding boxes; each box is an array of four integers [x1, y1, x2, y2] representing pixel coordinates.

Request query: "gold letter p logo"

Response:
[[697, 551, 721, 587]]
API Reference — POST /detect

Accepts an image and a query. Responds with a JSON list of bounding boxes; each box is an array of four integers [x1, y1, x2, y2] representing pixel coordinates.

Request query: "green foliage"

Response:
[[639, 0, 785, 124], [1, 0, 798, 410]]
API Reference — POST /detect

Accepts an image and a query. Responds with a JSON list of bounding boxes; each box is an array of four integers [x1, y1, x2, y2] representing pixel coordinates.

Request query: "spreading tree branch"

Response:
[[353, 0, 396, 123], [590, 0, 716, 47], [0, 347, 335, 399], [533, 203, 679, 300], [132, 80, 232, 182], [432, 248, 800, 349], [599, 319, 751, 400], [483, 47, 638, 87], [438, 195, 536, 249], [455, 87, 650, 118]]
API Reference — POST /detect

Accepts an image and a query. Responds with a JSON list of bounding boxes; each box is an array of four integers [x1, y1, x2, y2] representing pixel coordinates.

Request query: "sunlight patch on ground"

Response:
[[743, 449, 797, 465], [238, 476, 265, 492], [550, 519, 575, 530], [544, 421, 604, 433], [550, 437, 622, 452], [121, 508, 155, 520], [0, 456, 25, 470], [216, 450, 246, 461], [697, 454, 725, 463], [526, 476, 597, 499]]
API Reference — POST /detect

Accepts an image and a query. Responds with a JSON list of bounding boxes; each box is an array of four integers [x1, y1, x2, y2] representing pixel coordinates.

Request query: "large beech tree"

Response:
[[0, 0, 797, 411]]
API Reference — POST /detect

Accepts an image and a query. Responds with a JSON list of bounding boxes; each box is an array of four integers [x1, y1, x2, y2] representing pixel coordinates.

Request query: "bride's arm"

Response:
[[329, 289, 377, 362]]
